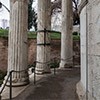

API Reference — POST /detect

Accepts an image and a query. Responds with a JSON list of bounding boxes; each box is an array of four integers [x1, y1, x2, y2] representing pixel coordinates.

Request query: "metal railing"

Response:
[[0, 58, 60, 100], [0, 70, 14, 100], [0, 71, 11, 100], [0, 68, 36, 100]]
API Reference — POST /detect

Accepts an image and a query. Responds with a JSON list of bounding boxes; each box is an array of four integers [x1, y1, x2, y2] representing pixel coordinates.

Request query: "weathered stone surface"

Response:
[[60, 0, 73, 68], [36, 0, 51, 74], [6, 0, 29, 86], [77, 0, 100, 100], [80, 6, 87, 91], [88, 1, 100, 99]]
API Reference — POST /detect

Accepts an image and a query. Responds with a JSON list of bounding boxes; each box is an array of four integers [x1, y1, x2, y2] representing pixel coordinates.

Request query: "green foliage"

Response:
[[73, 35, 80, 40], [28, 61, 36, 68], [32, 10, 37, 31], [73, 32, 78, 35], [0, 29, 8, 37], [27, 31, 61, 39], [28, 31, 37, 39], [73, 32, 80, 40], [0, 70, 6, 86], [48, 58, 60, 68], [28, 0, 37, 30], [0, 29, 80, 40], [50, 32, 61, 39]]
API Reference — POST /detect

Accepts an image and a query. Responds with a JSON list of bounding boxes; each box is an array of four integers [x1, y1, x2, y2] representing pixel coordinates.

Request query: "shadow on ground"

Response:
[[13, 67, 80, 100]]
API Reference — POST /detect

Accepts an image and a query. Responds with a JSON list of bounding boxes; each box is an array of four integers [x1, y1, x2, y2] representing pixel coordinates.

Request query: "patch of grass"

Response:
[[0, 29, 8, 37], [73, 35, 80, 40], [50, 32, 61, 39], [28, 31, 61, 39], [0, 29, 80, 40], [28, 31, 37, 39]]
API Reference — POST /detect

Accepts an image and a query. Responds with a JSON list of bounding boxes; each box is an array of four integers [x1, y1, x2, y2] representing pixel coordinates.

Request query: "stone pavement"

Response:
[[12, 67, 80, 100]]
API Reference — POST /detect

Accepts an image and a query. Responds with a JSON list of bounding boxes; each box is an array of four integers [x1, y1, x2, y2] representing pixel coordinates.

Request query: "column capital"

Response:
[[78, 0, 88, 14]]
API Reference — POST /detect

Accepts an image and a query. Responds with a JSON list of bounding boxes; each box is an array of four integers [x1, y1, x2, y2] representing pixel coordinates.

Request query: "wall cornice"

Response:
[[78, 0, 88, 14]]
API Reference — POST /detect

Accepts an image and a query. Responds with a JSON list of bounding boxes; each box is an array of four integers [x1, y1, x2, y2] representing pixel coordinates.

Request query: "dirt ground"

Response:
[[0, 37, 80, 72]]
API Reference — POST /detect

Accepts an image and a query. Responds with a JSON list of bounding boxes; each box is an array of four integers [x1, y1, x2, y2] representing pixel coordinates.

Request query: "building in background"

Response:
[[51, 12, 62, 32], [0, 19, 9, 29], [0, 0, 10, 29]]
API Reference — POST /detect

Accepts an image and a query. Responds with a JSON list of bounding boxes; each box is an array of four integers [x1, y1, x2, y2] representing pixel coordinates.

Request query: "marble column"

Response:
[[60, 0, 73, 68], [36, 0, 51, 74], [6, 0, 29, 86]]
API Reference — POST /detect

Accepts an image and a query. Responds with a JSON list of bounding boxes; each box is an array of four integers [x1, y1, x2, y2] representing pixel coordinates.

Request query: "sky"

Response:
[[0, 0, 10, 20], [0, 0, 38, 20], [0, 0, 61, 31]]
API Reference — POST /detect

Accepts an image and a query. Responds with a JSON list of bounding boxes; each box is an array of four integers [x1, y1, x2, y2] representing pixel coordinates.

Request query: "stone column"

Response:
[[60, 0, 73, 68], [6, 0, 29, 86], [36, 0, 51, 74]]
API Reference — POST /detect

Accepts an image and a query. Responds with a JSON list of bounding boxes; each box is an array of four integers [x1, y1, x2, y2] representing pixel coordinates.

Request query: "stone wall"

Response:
[[88, 0, 100, 99], [77, 0, 100, 100]]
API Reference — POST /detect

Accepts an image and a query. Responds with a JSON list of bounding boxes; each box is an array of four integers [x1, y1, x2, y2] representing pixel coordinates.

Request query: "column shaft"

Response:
[[36, 0, 51, 74], [60, 0, 73, 68], [6, 0, 29, 86]]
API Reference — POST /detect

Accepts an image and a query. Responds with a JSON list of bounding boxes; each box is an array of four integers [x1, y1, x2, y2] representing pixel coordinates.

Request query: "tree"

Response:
[[51, 0, 80, 25], [32, 9, 37, 31], [28, 0, 37, 30]]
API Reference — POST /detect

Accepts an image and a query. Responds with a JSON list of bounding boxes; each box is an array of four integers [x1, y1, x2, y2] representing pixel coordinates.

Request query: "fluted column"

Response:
[[36, 0, 51, 74], [60, 0, 73, 68], [6, 0, 29, 86]]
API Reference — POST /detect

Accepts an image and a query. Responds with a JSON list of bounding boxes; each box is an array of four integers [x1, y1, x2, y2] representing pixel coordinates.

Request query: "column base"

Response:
[[36, 65, 51, 75], [76, 81, 86, 100], [76, 81, 95, 100], [59, 60, 73, 68], [4, 75, 29, 87], [36, 69, 51, 75]]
